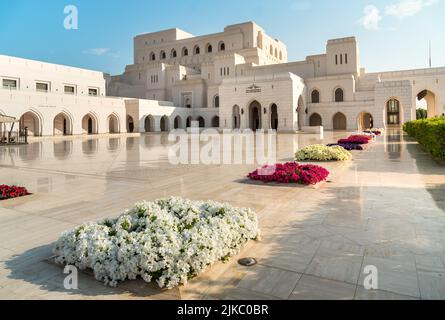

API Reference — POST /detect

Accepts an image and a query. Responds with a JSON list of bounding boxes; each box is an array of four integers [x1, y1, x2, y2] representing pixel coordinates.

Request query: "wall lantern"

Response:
[[241, 109, 244, 115]]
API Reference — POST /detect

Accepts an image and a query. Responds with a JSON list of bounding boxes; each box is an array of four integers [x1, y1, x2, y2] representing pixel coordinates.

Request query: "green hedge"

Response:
[[403, 116, 445, 161]]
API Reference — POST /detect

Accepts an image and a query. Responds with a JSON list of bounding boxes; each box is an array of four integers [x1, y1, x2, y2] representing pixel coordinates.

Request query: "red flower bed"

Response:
[[350, 134, 374, 141], [0, 185, 30, 201], [338, 135, 372, 145], [248, 162, 330, 185]]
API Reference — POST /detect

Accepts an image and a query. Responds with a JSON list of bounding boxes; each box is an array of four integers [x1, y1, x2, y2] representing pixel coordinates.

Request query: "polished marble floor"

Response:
[[0, 130, 444, 300]]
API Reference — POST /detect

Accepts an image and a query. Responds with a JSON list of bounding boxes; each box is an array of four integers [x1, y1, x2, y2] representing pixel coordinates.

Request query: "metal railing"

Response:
[[0, 128, 28, 145]]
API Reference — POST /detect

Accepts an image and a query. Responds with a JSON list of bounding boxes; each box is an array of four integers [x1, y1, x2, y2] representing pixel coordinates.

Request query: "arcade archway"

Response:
[[144, 115, 155, 132], [309, 113, 322, 127], [54, 112, 72, 136], [20, 111, 42, 136], [82, 114, 98, 135], [358, 112, 373, 130], [417, 90, 437, 118], [333, 112, 347, 130], [248, 101, 262, 131], [108, 114, 120, 133]]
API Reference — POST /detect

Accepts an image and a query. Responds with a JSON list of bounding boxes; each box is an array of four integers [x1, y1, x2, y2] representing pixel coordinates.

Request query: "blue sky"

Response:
[[0, 0, 443, 75]]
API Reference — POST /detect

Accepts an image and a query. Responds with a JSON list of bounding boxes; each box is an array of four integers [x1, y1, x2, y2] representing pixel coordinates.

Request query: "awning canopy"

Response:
[[0, 116, 19, 123]]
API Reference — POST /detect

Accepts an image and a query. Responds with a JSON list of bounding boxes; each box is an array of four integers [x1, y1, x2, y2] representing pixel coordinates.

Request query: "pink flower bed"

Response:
[[338, 135, 372, 145], [0, 185, 30, 201], [247, 162, 330, 185]]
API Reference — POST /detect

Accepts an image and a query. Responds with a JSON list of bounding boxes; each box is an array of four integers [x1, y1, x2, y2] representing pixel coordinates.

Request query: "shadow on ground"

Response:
[[5, 244, 180, 299]]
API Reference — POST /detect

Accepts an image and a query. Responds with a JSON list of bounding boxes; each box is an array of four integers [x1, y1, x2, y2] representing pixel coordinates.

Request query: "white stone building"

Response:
[[1, 21, 444, 137]]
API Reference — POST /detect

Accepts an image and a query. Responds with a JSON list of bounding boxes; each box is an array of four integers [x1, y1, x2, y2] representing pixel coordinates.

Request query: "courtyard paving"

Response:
[[0, 129, 444, 300]]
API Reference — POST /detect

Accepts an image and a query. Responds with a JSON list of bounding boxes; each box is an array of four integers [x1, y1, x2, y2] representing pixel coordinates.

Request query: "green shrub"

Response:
[[416, 109, 427, 120], [403, 116, 445, 161]]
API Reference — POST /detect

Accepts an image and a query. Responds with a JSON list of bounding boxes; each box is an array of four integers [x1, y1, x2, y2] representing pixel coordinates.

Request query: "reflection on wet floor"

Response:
[[386, 131, 402, 160], [0, 132, 351, 170], [1, 129, 445, 300]]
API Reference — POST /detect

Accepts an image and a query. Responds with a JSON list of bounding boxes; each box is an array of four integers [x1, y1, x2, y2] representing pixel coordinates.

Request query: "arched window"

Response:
[[233, 105, 241, 129], [185, 98, 191, 109], [160, 51, 166, 60], [214, 95, 220, 108], [274, 48, 278, 58], [218, 41, 225, 52], [279, 51, 283, 61], [270, 45, 273, 55], [387, 99, 401, 125], [194, 45, 200, 55], [171, 49, 177, 58], [206, 43, 213, 53], [182, 47, 188, 57], [335, 88, 344, 102], [150, 52, 156, 61], [311, 90, 320, 103]]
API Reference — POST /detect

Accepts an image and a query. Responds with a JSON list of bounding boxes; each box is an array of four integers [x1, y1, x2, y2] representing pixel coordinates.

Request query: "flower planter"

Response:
[[248, 162, 330, 186], [53, 197, 260, 289], [327, 143, 364, 151], [0, 185, 30, 202], [0, 193, 36, 207], [295, 145, 352, 161]]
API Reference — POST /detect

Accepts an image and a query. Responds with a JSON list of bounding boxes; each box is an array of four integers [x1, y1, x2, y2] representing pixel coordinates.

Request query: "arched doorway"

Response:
[[333, 112, 347, 130], [54, 113, 72, 136], [211, 116, 220, 128], [174, 116, 182, 129], [197, 116, 205, 128], [82, 114, 97, 135], [270, 104, 278, 130], [358, 112, 373, 130], [309, 113, 322, 126], [248, 101, 262, 131], [20, 111, 41, 137], [233, 105, 241, 129], [417, 90, 437, 118], [186, 116, 193, 128], [160, 116, 169, 132], [127, 116, 135, 133], [108, 114, 119, 133], [386, 99, 401, 126], [144, 115, 154, 132]]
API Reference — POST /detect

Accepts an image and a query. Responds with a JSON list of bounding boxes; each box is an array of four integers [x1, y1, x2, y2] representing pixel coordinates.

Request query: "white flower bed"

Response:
[[53, 197, 260, 289]]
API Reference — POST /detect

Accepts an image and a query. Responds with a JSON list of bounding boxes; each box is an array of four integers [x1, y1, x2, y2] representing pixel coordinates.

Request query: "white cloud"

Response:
[[82, 48, 110, 56], [359, 5, 382, 30], [385, 0, 438, 19]]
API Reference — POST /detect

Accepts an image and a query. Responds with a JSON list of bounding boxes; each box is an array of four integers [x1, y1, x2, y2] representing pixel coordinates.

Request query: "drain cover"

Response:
[[238, 257, 257, 267]]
